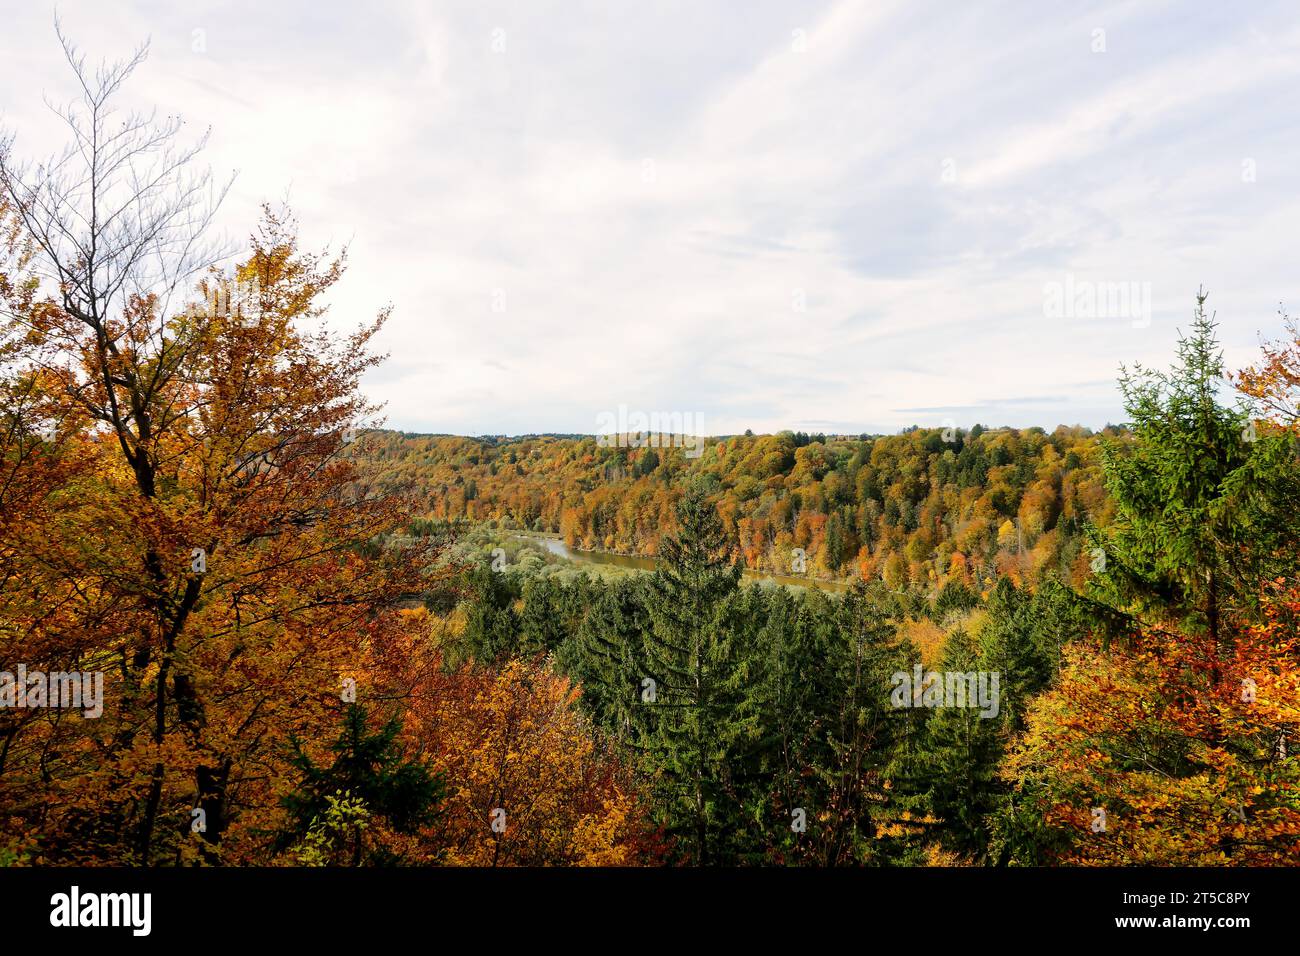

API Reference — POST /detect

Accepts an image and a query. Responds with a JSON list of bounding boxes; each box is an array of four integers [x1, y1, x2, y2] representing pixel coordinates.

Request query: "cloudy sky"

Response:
[[3, 1, 1299, 436]]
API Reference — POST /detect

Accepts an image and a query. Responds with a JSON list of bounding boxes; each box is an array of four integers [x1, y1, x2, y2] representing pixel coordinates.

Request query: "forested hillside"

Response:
[[389, 297, 1300, 865], [356, 423, 1117, 591], [4, 37, 1300, 868]]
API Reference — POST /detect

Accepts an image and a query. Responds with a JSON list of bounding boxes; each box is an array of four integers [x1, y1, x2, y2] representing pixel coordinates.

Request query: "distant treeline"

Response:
[[355, 423, 1119, 592]]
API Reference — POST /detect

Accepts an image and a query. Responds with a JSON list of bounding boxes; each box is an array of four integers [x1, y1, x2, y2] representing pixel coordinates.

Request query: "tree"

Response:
[[1236, 307, 1300, 431], [556, 575, 650, 737], [458, 564, 520, 663], [915, 627, 1003, 861], [978, 579, 1055, 731], [518, 576, 569, 655], [726, 584, 820, 863], [637, 486, 744, 864], [995, 301, 1300, 866], [996, 580, 1300, 865], [809, 580, 921, 865], [1095, 290, 1300, 649], [397, 654, 661, 866], [277, 703, 444, 866], [0, 35, 438, 864]]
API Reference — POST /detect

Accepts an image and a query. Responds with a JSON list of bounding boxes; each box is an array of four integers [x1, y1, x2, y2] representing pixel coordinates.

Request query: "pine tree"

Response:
[[459, 564, 520, 663], [1097, 290, 1300, 647], [556, 575, 650, 737], [812, 579, 918, 865], [277, 704, 444, 865], [637, 486, 743, 864], [917, 627, 1003, 861]]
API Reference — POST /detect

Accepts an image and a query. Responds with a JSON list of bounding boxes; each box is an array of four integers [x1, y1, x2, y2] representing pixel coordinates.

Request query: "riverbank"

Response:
[[508, 530, 850, 592]]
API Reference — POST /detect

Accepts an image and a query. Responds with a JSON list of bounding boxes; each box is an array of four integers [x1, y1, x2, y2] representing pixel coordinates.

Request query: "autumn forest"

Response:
[[3, 27, 1300, 879]]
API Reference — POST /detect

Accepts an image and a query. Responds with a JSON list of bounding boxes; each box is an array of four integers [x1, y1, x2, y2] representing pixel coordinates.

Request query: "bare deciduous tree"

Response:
[[0, 20, 234, 468]]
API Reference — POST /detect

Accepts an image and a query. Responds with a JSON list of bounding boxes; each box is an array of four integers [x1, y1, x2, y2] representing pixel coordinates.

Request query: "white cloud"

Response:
[[4, 0, 1299, 436]]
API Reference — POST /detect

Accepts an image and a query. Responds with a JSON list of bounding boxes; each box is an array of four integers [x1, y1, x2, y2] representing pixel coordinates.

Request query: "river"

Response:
[[513, 532, 849, 592]]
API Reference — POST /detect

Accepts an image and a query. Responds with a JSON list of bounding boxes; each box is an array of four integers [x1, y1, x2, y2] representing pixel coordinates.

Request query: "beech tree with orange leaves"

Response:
[[996, 294, 1300, 865], [0, 34, 436, 864], [996, 581, 1300, 865], [363, 618, 663, 866], [1236, 308, 1300, 433]]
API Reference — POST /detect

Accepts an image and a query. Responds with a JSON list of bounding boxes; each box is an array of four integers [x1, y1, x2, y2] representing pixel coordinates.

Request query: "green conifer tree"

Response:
[[277, 704, 444, 865], [637, 486, 743, 864], [1096, 290, 1300, 648], [556, 575, 650, 737], [917, 627, 1003, 861]]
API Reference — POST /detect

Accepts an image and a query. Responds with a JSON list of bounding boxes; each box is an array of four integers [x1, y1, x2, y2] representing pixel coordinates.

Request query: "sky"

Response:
[[3, 1, 1299, 437]]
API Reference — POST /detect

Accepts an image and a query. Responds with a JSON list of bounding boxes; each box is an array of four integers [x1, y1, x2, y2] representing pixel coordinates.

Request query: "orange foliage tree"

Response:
[[1236, 308, 1300, 432], [0, 40, 436, 862], [998, 580, 1300, 865], [365, 621, 663, 866]]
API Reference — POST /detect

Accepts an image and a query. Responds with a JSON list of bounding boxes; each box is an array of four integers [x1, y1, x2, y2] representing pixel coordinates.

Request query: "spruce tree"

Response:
[[556, 575, 651, 737], [978, 579, 1048, 731], [1097, 290, 1300, 648], [518, 576, 568, 655], [917, 627, 1003, 861], [459, 563, 520, 663], [732, 584, 821, 862], [814, 579, 918, 865], [637, 485, 743, 864], [277, 704, 444, 865]]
